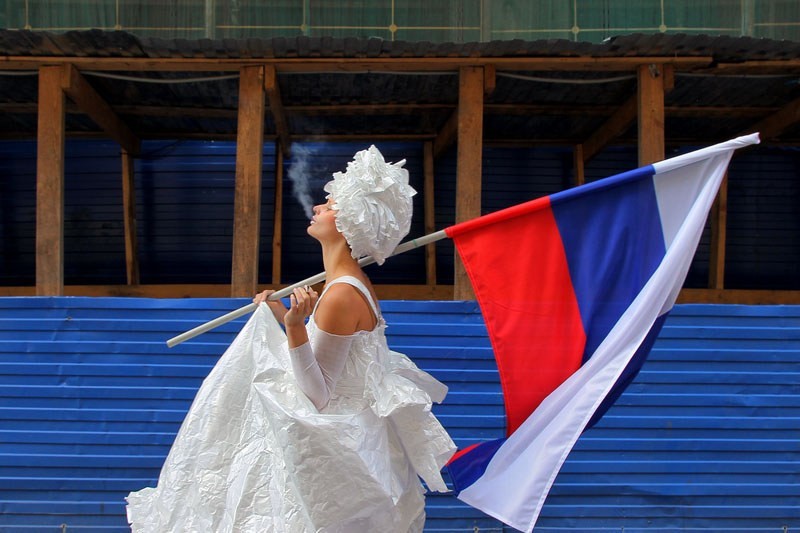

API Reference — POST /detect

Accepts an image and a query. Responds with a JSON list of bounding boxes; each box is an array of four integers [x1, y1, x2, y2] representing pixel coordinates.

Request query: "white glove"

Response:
[[289, 329, 354, 410]]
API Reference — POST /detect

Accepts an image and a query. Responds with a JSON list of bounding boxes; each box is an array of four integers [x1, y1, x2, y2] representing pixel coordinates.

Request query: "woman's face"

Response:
[[307, 197, 341, 242]]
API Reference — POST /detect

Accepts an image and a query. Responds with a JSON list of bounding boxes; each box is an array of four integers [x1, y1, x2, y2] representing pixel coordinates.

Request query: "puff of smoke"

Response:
[[287, 144, 317, 220]]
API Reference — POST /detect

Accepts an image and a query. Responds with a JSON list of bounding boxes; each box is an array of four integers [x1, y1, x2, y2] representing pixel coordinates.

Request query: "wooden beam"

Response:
[[61, 65, 141, 155], [0, 55, 715, 73], [637, 63, 665, 165], [121, 149, 140, 285], [484, 64, 496, 97], [433, 110, 458, 158], [6, 282, 800, 304], [708, 172, 728, 290], [272, 146, 284, 285], [0, 283, 459, 300], [711, 60, 800, 74], [742, 94, 800, 141], [573, 144, 585, 186], [677, 288, 800, 305], [264, 65, 291, 157], [231, 65, 266, 297], [36, 65, 67, 296], [582, 95, 637, 163], [286, 103, 453, 116], [423, 141, 437, 285], [0, 101, 784, 121], [662, 64, 675, 92], [454, 66, 484, 301]]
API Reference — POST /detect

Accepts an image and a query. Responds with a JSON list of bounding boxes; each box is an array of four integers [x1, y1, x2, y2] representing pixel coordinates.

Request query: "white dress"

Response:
[[126, 276, 456, 532]]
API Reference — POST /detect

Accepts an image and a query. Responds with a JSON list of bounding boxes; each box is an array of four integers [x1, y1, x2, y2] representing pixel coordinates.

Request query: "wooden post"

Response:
[[121, 149, 140, 285], [573, 144, 585, 186], [454, 66, 484, 300], [423, 141, 437, 285], [264, 65, 291, 158], [272, 145, 284, 285], [36, 65, 66, 296], [231, 66, 266, 297], [709, 172, 728, 289], [637, 63, 665, 165]]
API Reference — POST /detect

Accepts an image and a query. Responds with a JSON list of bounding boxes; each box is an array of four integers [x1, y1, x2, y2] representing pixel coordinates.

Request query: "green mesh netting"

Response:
[[3, 0, 798, 42]]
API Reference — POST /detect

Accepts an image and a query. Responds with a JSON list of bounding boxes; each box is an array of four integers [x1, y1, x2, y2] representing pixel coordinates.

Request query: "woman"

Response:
[[126, 146, 455, 532]]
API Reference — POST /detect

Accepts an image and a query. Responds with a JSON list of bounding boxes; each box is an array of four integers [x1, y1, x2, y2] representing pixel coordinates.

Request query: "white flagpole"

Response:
[[166, 230, 448, 347]]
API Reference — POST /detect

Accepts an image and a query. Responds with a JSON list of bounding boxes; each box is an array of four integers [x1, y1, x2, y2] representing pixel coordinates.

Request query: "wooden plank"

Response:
[[484, 64, 496, 97], [272, 146, 284, 285], [708, 171, 728, 290], [573, 144, 585, 186], [582, 95, 637, 162], [637, 63, 665, 165], [742, 94, 800, 141], [61, 65, 141, 155], [0, 56, 715, 73], [677, 288, 800, 305], [0, 284, 456, 300], [712, 59, 800, 74], [35, 65, 66, 297], [6, 102, 776, 119], [4, 284, 799, 304], [121, 149, 140, 286], [454, 66, 484, 301], [423, 141, 437, 285], [264, 65, 291, 157], [433, 110, 458, 158], [231, 66, 266, 298]]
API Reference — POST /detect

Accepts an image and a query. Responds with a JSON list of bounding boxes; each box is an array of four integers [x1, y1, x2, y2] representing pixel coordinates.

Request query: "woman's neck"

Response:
[[321, 239, 362, 281]]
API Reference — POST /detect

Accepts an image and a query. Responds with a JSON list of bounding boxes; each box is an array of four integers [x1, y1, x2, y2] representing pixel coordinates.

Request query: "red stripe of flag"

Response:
[[446, 196, 586, 434]]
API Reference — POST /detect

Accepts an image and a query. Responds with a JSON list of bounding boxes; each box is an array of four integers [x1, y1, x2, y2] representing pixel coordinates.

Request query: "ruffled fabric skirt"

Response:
[[126, 306, 455, 533]]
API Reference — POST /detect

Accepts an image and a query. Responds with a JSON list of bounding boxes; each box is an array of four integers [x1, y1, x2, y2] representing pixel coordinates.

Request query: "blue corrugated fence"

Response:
[[0, 298, 798, 532]]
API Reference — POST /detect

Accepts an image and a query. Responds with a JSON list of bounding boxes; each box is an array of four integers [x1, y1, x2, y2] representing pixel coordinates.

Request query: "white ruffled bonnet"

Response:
[[324, 145, 416, 265]]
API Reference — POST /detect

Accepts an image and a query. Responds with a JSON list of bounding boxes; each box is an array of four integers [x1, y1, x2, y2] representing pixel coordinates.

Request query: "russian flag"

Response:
[[444, 134, 760, 532]]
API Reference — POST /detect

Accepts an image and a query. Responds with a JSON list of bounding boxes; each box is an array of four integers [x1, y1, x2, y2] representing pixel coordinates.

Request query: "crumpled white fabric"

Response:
[[126, 305, 455, 533], [324, 145, 417, 265]]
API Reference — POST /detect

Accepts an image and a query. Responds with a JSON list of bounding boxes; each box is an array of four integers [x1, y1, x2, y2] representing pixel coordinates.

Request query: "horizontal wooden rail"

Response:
[[1, 285, 800, 304]]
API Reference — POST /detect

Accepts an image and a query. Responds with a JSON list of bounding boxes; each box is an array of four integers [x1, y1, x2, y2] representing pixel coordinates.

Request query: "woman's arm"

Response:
[[289, 330, 353, 410], [285, 284, 362, 410]]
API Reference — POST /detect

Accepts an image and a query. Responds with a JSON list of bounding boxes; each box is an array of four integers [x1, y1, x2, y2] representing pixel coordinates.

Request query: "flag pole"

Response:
[[166, 230, 449, 347]]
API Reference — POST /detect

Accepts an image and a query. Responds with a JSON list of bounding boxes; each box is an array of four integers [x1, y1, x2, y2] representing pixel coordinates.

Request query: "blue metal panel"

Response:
[[0, 297, 504, 532], [0, 299, 799, 531], [2, 141, 799, 290]]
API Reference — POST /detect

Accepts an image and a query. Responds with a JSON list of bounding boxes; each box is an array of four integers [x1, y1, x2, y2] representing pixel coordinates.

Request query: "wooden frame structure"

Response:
[[3, 44, 800, 303]]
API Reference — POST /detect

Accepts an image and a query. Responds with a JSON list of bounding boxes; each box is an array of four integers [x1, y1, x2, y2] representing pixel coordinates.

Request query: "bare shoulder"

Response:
[[314, 283, 362, 335]]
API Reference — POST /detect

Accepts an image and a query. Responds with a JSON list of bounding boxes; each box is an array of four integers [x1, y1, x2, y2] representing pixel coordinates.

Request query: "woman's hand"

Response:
[[253, 289, 289, 324], [284, 286, 319, 329]]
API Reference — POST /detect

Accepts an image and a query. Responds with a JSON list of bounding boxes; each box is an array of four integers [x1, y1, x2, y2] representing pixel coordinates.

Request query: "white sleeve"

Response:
[[288, 329, 354, 410]]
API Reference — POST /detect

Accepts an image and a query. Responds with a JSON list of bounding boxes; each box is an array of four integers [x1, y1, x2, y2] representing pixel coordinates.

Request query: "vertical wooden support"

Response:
[[36, 65, 66, 296], [709, 172, 728, 289], [231, 66, 266, 297], [423, 141, 437, 285], [272, 145, 284, 285], [573, 144, 585, 186], [637, 63, 665, 165], [121, 149, 140, 285], [454, 66, 484, 300]]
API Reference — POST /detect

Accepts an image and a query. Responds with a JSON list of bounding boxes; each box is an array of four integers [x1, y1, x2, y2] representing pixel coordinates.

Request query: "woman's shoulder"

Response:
[[314, 283, 364, 335], [320, 282, 364, 305]]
